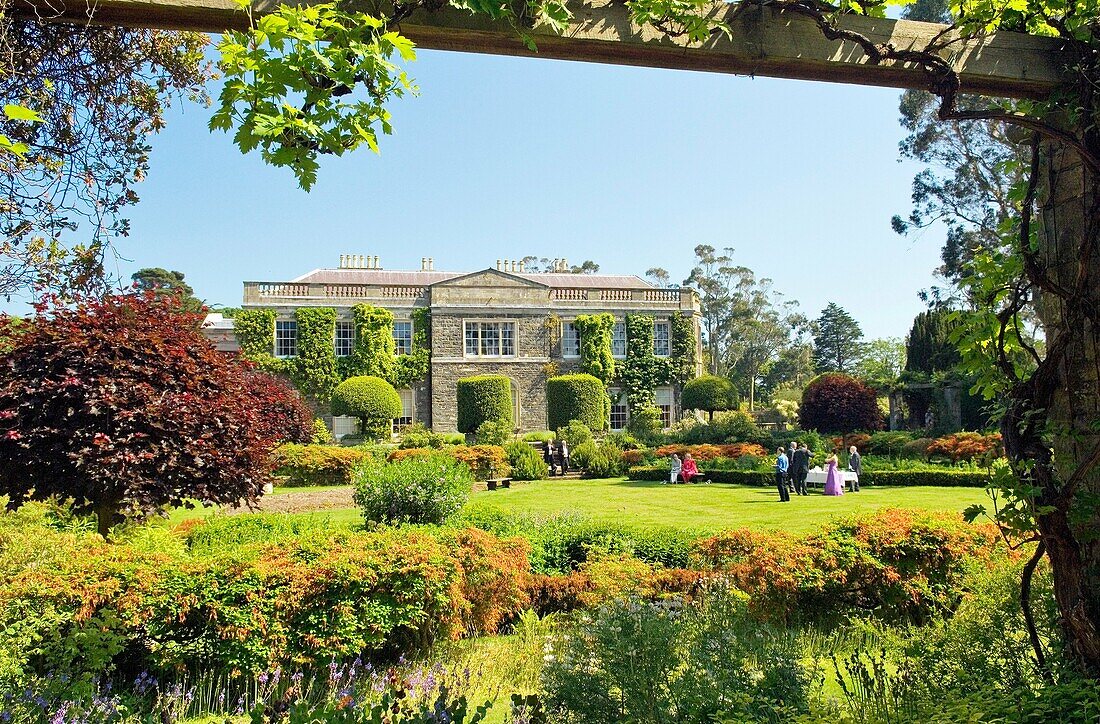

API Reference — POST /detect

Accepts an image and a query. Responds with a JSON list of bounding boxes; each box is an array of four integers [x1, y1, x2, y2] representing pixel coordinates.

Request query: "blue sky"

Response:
[[23, 46, 946, 339]]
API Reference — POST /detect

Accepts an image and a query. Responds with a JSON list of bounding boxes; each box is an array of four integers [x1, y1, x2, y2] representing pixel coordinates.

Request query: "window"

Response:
[[393, 321, 412, 356], [464, 321, 516, 357], [612, 322, 627, 358], [610, 389, 629, 430], [562, 322, 580, 358], [395, 388, 414, 429], [333, 416, 358, 438], [275, 320, 297, 358], [655, 387, 674, 428], [335, 320, 355, 357], [653, 321, 671, 357]]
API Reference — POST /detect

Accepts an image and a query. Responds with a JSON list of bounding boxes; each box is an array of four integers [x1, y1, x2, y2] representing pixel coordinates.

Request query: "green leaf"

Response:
[[3, 104, 42, 123]]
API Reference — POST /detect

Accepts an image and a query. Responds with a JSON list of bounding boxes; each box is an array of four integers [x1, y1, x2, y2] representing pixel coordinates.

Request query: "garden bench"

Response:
[[486, 477, 513, 490]]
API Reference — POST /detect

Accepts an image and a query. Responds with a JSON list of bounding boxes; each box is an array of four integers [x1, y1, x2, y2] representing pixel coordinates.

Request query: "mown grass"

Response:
[[171, 478, 990, 535]]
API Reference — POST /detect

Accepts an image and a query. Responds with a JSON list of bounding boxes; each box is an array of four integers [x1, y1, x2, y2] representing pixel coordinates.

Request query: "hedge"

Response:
[[546, 373, 609, 432], [456, 375, 513, 433], [331, 375, 402, 439], [626, 465, 989, 487], [271, 444, 371, 486]]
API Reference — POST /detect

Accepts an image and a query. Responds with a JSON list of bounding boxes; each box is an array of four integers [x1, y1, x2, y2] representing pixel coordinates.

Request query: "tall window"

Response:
[[612, 322, 627, 358], [610, 389, 629, 430], [655, 387, 674, 428], [275, 320, 297, 358], [393, 321, 412, 355], [334, 320, 355, 357], [562, 322, 580, 358], [464, 321, 516, 357], [653, 321, 671, 357], [395, 388, 414, 429]]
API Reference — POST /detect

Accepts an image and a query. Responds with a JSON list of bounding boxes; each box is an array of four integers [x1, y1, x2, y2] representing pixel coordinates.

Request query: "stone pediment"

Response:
[[431, 268, 549, 289]]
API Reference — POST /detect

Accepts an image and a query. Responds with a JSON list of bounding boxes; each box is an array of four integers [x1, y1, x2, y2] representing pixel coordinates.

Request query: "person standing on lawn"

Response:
[[848, 445, 862, 492], [792, 443, 811, 496], [775, 446, 790, 502]]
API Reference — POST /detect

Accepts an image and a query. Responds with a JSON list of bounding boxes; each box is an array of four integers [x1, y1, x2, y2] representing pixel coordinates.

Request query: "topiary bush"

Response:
[[476, 418, 513, 446], [681, 374, 738, 422], [331, 375, 402, 441], [353, 454, 473, 525], [505, 441, 550, 481], [799, 373, 884, 434], [546, 373, 610, 432], [456, 375, 512, 433]]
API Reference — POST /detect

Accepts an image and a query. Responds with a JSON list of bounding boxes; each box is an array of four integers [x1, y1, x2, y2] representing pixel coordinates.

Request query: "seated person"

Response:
[[668, 453, 682, 484], [680, 453, 699, 484]]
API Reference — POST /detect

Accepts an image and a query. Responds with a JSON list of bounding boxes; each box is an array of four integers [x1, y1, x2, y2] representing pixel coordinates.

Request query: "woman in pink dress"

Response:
[[824, 452, 844, 496]]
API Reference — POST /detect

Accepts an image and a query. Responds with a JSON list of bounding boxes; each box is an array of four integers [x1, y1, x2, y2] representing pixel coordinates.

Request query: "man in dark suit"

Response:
[[792, 443, 811, 496], [848, 445, 862, 492]]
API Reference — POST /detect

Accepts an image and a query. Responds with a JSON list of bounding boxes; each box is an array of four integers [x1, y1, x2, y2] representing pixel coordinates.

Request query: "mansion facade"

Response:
[[210, 256, 702, 434]]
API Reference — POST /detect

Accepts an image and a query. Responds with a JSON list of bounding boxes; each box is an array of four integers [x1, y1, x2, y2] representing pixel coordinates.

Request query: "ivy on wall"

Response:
[[573, 313, 615, 384], [343, 304, 396, 382], [234, 309, 277, 360], [670, 312, 698, 386], [619, 313, 669, 416], [393, 306, 431, 390], [293, 307, 340, 402]]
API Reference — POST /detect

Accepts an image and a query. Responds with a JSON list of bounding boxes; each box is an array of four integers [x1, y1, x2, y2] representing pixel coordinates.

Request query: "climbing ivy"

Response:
[[573, 313, 615, 384], [669, 312, 697, 386], [343, 304, 396, 382], [393, 307, 431, 389], [619, 314, 673, 418], [292, 307, 340, 402], [233, 308, 276, 360]]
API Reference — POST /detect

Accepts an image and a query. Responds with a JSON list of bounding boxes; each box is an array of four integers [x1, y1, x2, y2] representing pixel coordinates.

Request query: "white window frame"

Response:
[[274, 320, 297, 358], [463, 320, 517, 358], [393, 320, 413, 356], [609, 388, 629, 431], [562, 321, 581, 359], [655, 386, 674, 428], [612, 321, 627, 359], [395, 388, 415, 429], [653, 321, 671, 358], [334, 319, 355, 357]]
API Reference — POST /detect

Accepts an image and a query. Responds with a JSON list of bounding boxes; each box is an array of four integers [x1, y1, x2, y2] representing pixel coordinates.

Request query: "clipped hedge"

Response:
[[332, 375, 402, 440], [271, 444, 371, 486], [546, 373, 609, 432], [626, 465, 989, 488], [456, 375, 512, 433]]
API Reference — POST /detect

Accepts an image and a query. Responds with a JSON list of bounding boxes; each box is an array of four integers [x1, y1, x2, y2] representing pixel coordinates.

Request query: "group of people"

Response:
[[667, 453, 700, 484], [543, 440, 571, 476], [774, 443, 862, 501]]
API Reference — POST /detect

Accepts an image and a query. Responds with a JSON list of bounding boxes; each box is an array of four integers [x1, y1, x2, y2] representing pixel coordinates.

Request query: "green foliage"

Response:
[[332, 375, 402, 440], [547, 374, 610, 432], [234, 308, 277, 360], [905, 309, 961, 375], [131, 267, 203, 312], [353, 454, 472, 525], [505, 441, 550, 481], [681, 374, 737, 420], [393, 307, 431, 389], [345, 303, 395, 382], [620, 314, 670, 416], [579, 446, 625, 479], [398, 422, 451, 449], [292, 306, 340, 401], [812, 302, 864, 374], [573, 313, 615, 383], [856, 337, 906, 391], [522, 430, 557, 444], [555, 419, 594, 448], [271, 443, 371, 486], [672, 410, 769, 447], [476, 418, 514, 446], [456, 375, 513, 433], [212, 2, 417, 190], [627, 405, 662, 439], [311, 417, 334, 445], [669, 311, 698, 385]]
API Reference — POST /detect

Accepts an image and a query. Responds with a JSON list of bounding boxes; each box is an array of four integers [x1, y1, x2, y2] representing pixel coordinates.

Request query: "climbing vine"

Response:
[[573, 313, 615, 384], [619, 314, 673, 418], [292, 307, 340, 402], [344, 304, 396, 382], [233, 308, 276, 361], [669, 312, 697, 386], [393, 307, 431, 389]]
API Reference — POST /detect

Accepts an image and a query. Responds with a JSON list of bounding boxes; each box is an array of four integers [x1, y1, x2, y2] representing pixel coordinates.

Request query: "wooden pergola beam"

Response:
[[12, 0, 1069, 99]]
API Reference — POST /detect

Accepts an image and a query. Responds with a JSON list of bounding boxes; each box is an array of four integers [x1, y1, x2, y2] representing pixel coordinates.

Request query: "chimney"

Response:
[[429, 258, 434, 270], [496, 259, 502, 271], [519, 260, 526, 273], [339, 254, 346, 269]]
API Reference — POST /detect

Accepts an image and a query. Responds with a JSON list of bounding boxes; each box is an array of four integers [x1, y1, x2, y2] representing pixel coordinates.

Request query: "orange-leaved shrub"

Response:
[[693, 508, 1008, 624], [388, 445, 511, 481], [272, 443, 371, 486], [652, 443, 768, 461], [927, 432, 1004, 462]]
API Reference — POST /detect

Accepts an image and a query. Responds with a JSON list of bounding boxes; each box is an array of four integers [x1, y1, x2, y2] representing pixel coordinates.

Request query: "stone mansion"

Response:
[[207, 255, 703, 435]]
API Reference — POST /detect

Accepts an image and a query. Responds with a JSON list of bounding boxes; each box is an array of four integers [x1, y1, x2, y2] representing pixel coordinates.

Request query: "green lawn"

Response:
[[463, 478, 991, 534], [173, 478, 991, 535]]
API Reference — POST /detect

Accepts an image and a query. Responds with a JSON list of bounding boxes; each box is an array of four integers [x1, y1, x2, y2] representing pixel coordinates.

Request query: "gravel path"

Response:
[[228, 486, 356, 515]]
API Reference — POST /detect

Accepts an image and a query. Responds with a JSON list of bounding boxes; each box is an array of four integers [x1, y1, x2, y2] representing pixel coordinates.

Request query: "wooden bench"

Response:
[[486, 477, 513, 491]]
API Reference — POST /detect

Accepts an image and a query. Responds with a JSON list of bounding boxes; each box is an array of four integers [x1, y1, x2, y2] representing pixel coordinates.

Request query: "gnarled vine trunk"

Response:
[[1031, 140, 1100, 673]]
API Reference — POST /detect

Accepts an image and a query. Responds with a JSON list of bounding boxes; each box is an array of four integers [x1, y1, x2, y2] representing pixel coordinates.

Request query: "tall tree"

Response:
[[904, 309, 960, 376], [131, 267, 203, 312], [856, 337, 906, 392], [725, 275, 805, 410], [683, 245, 746, 375], [519, 256, 600, 274], [812, 303, 864, 374], [0, 17, 213, 299], [645, 267, 670, 286]]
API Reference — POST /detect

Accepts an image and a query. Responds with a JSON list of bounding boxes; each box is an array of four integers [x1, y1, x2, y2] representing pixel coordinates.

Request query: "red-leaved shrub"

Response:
[[800, 373, 884, 434], [927, 432, 1003, 462]]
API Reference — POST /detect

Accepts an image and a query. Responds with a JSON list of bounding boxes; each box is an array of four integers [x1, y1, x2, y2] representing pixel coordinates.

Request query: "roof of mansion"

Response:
[[290, 268, 655, 290]]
